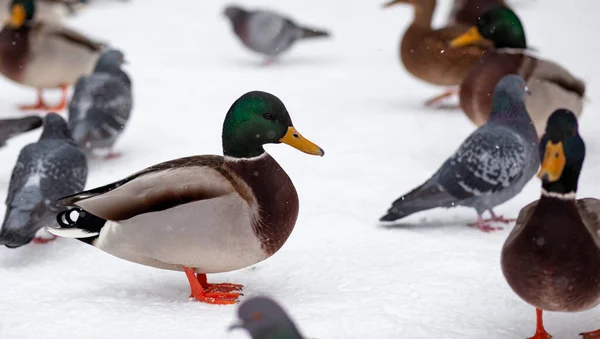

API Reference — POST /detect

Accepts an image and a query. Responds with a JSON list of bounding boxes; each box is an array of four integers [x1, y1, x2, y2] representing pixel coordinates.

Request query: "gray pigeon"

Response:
[[229, 296, 304, 339], [0, 116, 42, 147], [0, 113, 87, 248], [68, 49, 132, 159], [380, 74, 539, 231], [224, 5, 330, 62]]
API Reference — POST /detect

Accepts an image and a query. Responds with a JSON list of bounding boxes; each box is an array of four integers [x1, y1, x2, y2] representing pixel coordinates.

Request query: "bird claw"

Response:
[[32, 235, 57, 244], [580, 329, 600, 338]]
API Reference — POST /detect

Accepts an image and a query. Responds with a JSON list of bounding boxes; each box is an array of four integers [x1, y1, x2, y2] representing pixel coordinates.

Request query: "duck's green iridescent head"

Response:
[[450, 6, 527, 49], [8, 0, 35, 28], [222, 91, 324, 159]]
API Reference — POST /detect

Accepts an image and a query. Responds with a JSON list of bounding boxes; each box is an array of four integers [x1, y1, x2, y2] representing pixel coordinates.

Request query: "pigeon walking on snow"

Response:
[[0, 113, 87, 248], [0, 116, 42, 147], [380, 75, 539, 231], [230, 296, 305, 339], [68, 49, 132, 159], [224, 5, 330, 63]]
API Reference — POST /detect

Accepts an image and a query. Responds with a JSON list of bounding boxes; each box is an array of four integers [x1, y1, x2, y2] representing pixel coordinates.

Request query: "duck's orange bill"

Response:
[[9, 4, 25, 28], [280, 127, 324, 157], [537, 141, 566, 182], [450, 27, 484, 48]]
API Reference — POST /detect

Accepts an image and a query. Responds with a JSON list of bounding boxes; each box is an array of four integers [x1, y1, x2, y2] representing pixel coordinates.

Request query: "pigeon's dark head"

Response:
[[222, 91, 324, 159], [224, 5, 247, 21], [488, 74, 531, 120], [229, 297, 303, 339], [40, 113, 73, 141], [450, 6, 526, 49], [537, 109, 584, 195], [8, 0, 35, 28], [94, 49, 127, 73]]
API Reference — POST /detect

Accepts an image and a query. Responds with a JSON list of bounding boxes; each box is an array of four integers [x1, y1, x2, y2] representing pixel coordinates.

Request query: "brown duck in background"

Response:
[[448, 0, 508, 26], [450, 6, 585, 137], [501, 110, 600, 339], [0, 0, 104, 111], [383, 0, 492, 106]]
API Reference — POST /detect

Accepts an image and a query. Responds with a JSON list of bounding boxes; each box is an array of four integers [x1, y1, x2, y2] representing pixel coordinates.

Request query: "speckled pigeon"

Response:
[[0, 113, 87, 248], [230, 296, 304, 339], [68, 49, 132, 159], [0, 116, 42, 147], [380, 74, 539, 231], [224, 5, 330, 62]]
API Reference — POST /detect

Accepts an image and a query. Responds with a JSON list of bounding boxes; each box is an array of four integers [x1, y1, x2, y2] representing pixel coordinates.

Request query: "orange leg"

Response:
[[183, 267, 241, 305], [196, 273, 243, 293], [581, 329, 600, 338], [424, 87, 459, 108], [527, 308, 552, 339], [19, 85, 68, 112]]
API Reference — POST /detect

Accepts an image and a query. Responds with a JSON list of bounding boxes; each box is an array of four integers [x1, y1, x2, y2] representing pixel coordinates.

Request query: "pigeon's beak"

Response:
[[537, 141, 565, 183], [525, 86, 531, 95], [450, 27, 484, 48]]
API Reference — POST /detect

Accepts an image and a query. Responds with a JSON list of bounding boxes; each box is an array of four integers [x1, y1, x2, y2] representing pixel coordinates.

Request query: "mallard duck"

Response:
[[450, 6, 585, 137], [0, 0, 75, 23], [0, 0, 104, 111], [47, 91, 324, 305], [380, 75, 539, 231], [447, 0, 507, 26], [382, 0, 491, 106], [501, 109, 600, 339]]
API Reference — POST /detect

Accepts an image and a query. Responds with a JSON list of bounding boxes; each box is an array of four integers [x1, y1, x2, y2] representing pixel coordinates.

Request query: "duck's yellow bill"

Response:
[[8, 4, 25, 28], [450, 27, 484, 48], [280, 127, 324, 157], [537, 141, 566, 182]]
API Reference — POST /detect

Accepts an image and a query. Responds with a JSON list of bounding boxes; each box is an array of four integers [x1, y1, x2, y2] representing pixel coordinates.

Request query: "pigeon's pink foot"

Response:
[[485, 210, 516, 224], [467, 215, 502, 232], [32, 235, 57, 244], [104, 152, 122, 160]]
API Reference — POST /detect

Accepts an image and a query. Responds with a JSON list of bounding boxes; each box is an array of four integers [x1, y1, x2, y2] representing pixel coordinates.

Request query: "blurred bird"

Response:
[[447, 0, 508, 26], [0, 116, 42, 147], [230, 296, 305, 339], [224, 5, 330, 64], [382, 0, 491, 107], [0, 0, 79, 23], [68, 49, 132, 159], [380, 75, 539, 231], [0, 113, 87, 248], [0, 0, 105, 111], [450, 6, 585, 138]]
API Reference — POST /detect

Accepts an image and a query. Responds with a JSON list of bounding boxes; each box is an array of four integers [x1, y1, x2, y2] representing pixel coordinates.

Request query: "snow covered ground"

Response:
[[0, 0, 599, 338]]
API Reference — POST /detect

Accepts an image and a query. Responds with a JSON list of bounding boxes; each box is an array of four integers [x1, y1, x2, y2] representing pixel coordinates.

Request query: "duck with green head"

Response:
[[47, 91, 324, 305], [502, 109, 600, 339], [0, 0, 104, 111], [450, 6, 585, 137]]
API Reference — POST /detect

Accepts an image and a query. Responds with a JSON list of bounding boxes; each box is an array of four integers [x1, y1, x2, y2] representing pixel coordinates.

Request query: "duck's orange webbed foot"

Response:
[[424, 87, 460, 108], [527, 308, 552, 339], [184, 267, 242, 305], [19, 85, 69, 111], [580, 329, 600, 338], [196, 273, 244, 293]]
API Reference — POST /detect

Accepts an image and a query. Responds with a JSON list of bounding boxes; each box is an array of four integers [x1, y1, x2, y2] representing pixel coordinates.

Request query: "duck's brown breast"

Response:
[[501, 199, 600, 312], [460, 50, 537, 126], [225, 154, 299, 256], [0, 27, 30, 83]]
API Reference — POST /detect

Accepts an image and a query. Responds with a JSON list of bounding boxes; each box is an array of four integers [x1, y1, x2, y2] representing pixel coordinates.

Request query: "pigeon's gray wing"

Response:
[[436, 124, 527, 199], [38, 142, 88, 207], [246, 11, 298, 55], [5, 144, 38, 206]]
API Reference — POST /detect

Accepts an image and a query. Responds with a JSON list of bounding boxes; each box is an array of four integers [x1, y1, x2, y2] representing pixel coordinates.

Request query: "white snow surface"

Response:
[[0, 0, 599, 338]]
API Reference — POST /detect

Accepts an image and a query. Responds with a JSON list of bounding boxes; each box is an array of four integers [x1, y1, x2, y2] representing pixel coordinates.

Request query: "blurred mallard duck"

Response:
[[383, 0, 492, 106], [450, 6, 585, 137]]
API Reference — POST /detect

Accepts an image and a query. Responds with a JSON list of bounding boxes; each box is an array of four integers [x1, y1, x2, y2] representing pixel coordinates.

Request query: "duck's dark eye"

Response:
[[263, 113, 274, 120]]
